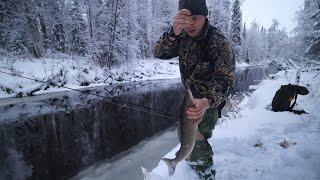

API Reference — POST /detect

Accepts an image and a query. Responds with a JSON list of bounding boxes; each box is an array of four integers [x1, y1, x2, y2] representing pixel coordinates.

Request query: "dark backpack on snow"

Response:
[[271, 84, 309, 114]]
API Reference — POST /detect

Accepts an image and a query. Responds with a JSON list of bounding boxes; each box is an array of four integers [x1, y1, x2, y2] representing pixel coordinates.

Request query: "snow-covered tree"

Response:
[[230, 0, 242, 60], [1, 0, 43, 56], [259, 26, 268, 59], [84, 0, 107, 64], [306, 0, 320, 58], [293, 0, 320, 59], [207, 0, 231, 35], [66, 0, 87, 56], [242, 23, 247, 42], [0, 0, 25, 53], [230, 0, 242, 46], [37, 0, 51, 51], [267, 20, 289, 59], [0, 0, 199, 66], [150, 0, 177, 46], [245, 21, 264, 63], [50, 0, 67, 53], [240, 23, 247, 62], [0, 1, 4, 49], [135, 0, 153, 59]]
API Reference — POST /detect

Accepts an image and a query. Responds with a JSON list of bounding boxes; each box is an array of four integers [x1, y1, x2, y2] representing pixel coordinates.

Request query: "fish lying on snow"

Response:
[[162, 89, 202, 176]]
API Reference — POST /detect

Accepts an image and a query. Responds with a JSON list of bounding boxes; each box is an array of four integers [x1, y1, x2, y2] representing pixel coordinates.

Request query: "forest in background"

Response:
[[0, 0, 319, 67]]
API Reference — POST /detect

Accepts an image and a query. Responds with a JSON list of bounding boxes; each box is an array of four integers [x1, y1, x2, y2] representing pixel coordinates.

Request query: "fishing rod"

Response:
[[0, 70, 179, 120]]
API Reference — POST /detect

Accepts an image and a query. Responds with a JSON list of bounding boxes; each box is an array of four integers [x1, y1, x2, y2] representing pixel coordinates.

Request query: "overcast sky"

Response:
[[242, 0, 304, 32]]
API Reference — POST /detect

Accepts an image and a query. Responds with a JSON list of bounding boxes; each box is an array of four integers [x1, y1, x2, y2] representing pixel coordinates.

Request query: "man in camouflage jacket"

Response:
[[154, 0, 235, 179]]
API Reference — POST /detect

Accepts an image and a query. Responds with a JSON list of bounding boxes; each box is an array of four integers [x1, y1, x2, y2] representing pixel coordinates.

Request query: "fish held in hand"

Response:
[[162, 89, 202, 176]]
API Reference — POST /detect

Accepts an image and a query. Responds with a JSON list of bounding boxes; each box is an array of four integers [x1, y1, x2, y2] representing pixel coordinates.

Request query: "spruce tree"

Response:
[[68, 0, 87, 56], [230, 0, 242, 60], [230, 0, 242, 46], [240, 23, 247, 62], [242, 23, 247, 42], [50, 0, 66, 53]]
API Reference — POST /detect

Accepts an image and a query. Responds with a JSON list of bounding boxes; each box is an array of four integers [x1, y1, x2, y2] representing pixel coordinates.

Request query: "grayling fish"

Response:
[[162, 89, 201, 176]]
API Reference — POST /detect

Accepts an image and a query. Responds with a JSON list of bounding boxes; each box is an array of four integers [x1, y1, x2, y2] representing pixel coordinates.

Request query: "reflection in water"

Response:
[[233, 65, 278, 93], [0, 66, 277, 180], [0, 80, 185, 180]]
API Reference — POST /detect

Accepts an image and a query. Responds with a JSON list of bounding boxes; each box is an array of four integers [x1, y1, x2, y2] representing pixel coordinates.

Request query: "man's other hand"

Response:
[[186, 98, 210, 122]]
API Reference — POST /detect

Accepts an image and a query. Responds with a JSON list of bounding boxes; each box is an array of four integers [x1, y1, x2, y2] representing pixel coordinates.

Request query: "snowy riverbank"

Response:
[[0, 56, 180, 100], [0, 56, 252, 100], [146, 69, 320, 180]]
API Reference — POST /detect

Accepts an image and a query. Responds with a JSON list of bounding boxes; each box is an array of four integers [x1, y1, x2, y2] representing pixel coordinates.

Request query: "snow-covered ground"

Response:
[[147, 69, 320, 180]]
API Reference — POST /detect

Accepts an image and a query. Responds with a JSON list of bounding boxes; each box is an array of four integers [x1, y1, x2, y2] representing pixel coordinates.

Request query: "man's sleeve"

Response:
[[188, 38, 236, 109], [153, 27, 179, 59]]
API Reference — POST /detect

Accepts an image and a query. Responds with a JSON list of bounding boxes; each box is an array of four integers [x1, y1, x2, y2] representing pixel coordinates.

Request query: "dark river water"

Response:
[[0, 65, 278, 180]]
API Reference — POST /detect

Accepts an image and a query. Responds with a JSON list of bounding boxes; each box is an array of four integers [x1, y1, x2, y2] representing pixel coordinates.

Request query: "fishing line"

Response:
[[0, 70, 178, 120]]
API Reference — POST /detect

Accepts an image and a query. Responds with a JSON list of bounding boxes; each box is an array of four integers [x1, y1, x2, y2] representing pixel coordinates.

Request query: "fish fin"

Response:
[[162, 158, 177, 176], [141, 167, 151, 180]]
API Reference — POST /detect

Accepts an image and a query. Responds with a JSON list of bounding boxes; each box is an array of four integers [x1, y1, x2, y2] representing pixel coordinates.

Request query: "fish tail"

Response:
[[162, 158, 177, 176]]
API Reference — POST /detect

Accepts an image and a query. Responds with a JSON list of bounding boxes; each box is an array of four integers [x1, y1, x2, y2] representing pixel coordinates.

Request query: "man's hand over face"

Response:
[[172, 9, 193, 36]]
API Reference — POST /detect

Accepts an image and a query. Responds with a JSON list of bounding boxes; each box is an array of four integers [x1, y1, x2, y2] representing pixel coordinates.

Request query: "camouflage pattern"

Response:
[[154, 19, 236, 109], [154, 19, 235, 179]]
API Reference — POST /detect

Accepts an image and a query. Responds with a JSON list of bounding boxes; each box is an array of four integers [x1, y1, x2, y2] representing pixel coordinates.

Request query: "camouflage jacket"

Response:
[[154, 19, 236, 109]]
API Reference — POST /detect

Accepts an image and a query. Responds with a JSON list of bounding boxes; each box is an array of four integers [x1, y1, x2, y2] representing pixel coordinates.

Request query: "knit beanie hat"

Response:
[[179, 0, 208, 16]]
